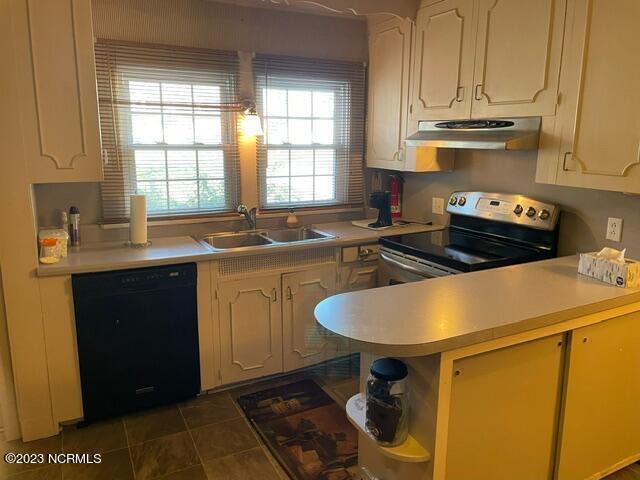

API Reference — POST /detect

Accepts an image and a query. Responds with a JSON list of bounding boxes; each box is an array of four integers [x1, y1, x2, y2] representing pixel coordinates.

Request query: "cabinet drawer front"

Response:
[[471, 0, 566, 118]]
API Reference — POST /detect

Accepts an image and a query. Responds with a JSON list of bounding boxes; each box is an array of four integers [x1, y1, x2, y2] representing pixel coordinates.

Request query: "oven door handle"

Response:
[[380, 252, 434, 278]]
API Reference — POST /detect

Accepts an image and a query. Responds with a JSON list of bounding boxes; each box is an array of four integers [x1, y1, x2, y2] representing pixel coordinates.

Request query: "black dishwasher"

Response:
[[72, 263, 200, 423]]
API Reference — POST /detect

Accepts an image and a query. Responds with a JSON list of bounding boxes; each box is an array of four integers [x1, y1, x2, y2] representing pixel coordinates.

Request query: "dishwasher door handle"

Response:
[[381, 252, 433, 277], [380, 251, 458, 278]]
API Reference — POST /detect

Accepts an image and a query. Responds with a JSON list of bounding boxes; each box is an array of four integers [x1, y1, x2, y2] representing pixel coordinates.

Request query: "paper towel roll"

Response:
[[130, 195, 148, 244]]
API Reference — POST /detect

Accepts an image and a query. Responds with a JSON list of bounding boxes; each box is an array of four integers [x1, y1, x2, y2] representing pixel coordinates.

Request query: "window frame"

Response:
[[256, 78, 354, 211]]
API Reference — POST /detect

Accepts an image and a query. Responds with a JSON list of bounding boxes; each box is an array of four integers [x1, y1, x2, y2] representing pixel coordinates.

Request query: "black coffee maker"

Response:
[[368, 191, 393, 228]]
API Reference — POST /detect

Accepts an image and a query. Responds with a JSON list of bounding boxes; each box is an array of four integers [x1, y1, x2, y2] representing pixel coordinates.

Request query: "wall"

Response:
[[33, 0, 369, 240], [401, 149, 640, 258]]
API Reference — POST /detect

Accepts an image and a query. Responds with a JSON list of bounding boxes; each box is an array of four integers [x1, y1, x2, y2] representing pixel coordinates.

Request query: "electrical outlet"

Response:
[[432, 197, 445, 215], [606, 217, 623, 242]]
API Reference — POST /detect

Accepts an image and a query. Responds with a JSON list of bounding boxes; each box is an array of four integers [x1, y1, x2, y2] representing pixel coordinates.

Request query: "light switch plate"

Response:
[[606, 217, 623, 242], [432, 197, 445, 215]]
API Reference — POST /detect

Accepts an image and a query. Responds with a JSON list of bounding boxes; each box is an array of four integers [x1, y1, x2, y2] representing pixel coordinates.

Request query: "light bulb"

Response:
[[241, 111, 264, 137]]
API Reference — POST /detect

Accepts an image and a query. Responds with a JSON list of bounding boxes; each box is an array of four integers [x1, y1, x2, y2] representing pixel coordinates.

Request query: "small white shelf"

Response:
[[346, 393, 431, 463]]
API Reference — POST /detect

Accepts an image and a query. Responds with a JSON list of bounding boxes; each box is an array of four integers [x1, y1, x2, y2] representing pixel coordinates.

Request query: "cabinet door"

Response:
[[556, 312, 640, 480], [282, 266, 336, 371], [410, 0, 477, 122], [551, 0, 640, 193], [218, 275, 283, 384], [444, 334, 564, 480], [339, 264, 379, 293], [10, 0, 103, 183], [471, 0, 566, 118], [366, 18, 413, 170]]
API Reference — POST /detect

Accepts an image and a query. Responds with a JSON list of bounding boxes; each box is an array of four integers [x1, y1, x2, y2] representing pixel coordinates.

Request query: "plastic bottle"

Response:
[[69, 206, 81, 247]]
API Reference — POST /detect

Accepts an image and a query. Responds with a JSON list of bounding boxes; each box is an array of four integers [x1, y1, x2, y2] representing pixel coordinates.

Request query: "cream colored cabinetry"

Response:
[[10, 0, 103, 183], [409, 0, 566, 124], [366, 17, 414, 170], [536, 0, 640, 194], [411, 0, 476, 122], [443, 334, 564, 480], [218, 275, 283, 384], [339, 264, 378, 292], [556, 311, 640, 480], [471, 0, 566, 118], [282, 266, 336, 372]]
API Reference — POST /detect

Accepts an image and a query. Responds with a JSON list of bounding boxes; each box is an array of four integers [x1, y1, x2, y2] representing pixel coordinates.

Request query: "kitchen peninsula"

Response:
[[315, 256, 640, 480]]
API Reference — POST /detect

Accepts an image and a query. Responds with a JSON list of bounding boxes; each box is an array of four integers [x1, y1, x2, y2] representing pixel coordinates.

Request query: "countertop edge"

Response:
[[36, 222, 444, 277], [319, 291, 640, 357]]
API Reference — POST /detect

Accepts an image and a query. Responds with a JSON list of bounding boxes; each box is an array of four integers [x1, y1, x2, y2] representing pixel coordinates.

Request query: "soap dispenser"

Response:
[[286, 209, 299, 229]]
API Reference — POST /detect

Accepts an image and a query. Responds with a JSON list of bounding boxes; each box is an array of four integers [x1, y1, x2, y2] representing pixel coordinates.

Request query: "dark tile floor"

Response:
[[3, 350, 636, 480], [0, 357, 360, 480]]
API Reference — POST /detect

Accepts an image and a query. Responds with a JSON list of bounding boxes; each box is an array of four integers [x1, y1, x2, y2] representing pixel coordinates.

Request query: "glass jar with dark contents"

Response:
[[365, 357, 409, 447]]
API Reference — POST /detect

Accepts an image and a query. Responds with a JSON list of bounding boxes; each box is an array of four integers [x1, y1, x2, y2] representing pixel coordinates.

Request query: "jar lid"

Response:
[[370, 358, 408, 382]]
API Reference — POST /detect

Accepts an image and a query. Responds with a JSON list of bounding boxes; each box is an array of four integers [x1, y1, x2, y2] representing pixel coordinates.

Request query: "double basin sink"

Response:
[[201, 227, 335, 251]]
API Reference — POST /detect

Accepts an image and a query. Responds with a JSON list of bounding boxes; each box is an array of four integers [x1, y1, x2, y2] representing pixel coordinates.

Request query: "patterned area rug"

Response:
[[237, 379, 360, 480]]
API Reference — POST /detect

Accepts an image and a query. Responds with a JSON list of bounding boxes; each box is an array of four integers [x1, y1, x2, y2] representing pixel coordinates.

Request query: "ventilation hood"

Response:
[[405, 117, 541, 150]]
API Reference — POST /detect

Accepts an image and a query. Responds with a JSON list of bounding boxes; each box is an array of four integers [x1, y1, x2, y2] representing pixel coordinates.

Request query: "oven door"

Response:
[[378, 247, 460, 286]]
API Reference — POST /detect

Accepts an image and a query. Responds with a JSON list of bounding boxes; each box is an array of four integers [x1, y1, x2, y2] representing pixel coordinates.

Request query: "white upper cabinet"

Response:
[[366, 17, 414, 170], [537, 0, 640, 194], [471, 0, 567, 118], [10, 0, 103, 183], [408, 0, 567, 123], [410, 0, 477, 122]]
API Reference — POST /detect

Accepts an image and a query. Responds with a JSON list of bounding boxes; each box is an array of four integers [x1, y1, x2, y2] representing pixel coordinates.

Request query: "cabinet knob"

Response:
[[271, 288, 277, 302], [456, 86, 465, 102], [286, 286, 292, 300]]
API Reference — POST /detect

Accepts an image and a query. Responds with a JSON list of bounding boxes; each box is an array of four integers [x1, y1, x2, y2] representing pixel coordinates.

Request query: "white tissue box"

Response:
[[578, 252, 640, 288]]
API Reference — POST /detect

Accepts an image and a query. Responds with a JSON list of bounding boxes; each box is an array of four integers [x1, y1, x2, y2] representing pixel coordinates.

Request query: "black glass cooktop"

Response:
[[380, 228, 549, 272]]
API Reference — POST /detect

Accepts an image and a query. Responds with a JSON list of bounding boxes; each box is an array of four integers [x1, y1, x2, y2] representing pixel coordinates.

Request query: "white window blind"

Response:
[[254, 54, 366, 210], [94, 41, 241, 221]]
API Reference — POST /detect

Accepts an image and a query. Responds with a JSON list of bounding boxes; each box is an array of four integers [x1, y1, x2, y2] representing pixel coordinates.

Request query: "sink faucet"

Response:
[[237, 204, 257, 230]]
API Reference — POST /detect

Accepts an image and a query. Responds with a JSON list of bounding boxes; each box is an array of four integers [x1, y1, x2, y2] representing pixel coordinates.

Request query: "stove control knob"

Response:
[[526, 206, 537, 218], [458, 196, 467, 206], [538, 209, 551, 220], [449, 196, 458, 206], [514, 204, 523, 215]]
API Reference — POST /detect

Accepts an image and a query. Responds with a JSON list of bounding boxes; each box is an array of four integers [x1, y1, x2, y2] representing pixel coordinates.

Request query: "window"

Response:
[[254, 55, 366, 210], [95, 42, 240, 220]]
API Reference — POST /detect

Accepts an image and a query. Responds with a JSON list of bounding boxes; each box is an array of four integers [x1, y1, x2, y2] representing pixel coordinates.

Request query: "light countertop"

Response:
[[37, 221, 443, 276], [314, 255, 640, 356]]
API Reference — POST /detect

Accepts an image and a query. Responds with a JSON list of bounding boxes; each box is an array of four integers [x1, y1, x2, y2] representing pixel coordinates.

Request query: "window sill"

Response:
[[100, 206, 364, 230]]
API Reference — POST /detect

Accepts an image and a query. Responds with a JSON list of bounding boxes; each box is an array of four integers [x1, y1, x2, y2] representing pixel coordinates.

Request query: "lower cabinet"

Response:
[[217, 264, 339, 384], [444, 334, 565, 480], [339, 264, 379, 292], [218, 274, 283, 384], [556, 311, 640, 480], [282, 265, 336, 372]]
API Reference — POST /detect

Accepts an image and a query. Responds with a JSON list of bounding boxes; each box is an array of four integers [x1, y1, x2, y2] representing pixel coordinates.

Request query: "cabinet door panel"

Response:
[[366, 18, 413, 170], [410, 0, 476, 122], [557, 312, 640, 480], [11, 0, 103, 183], [339, 264, 378, 293], [552, 0, 640, 193], [472, 0, 566, 117], [218, 275, 282, 383], [282, 266, 336, 371], [445, 334, 564, 480]]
